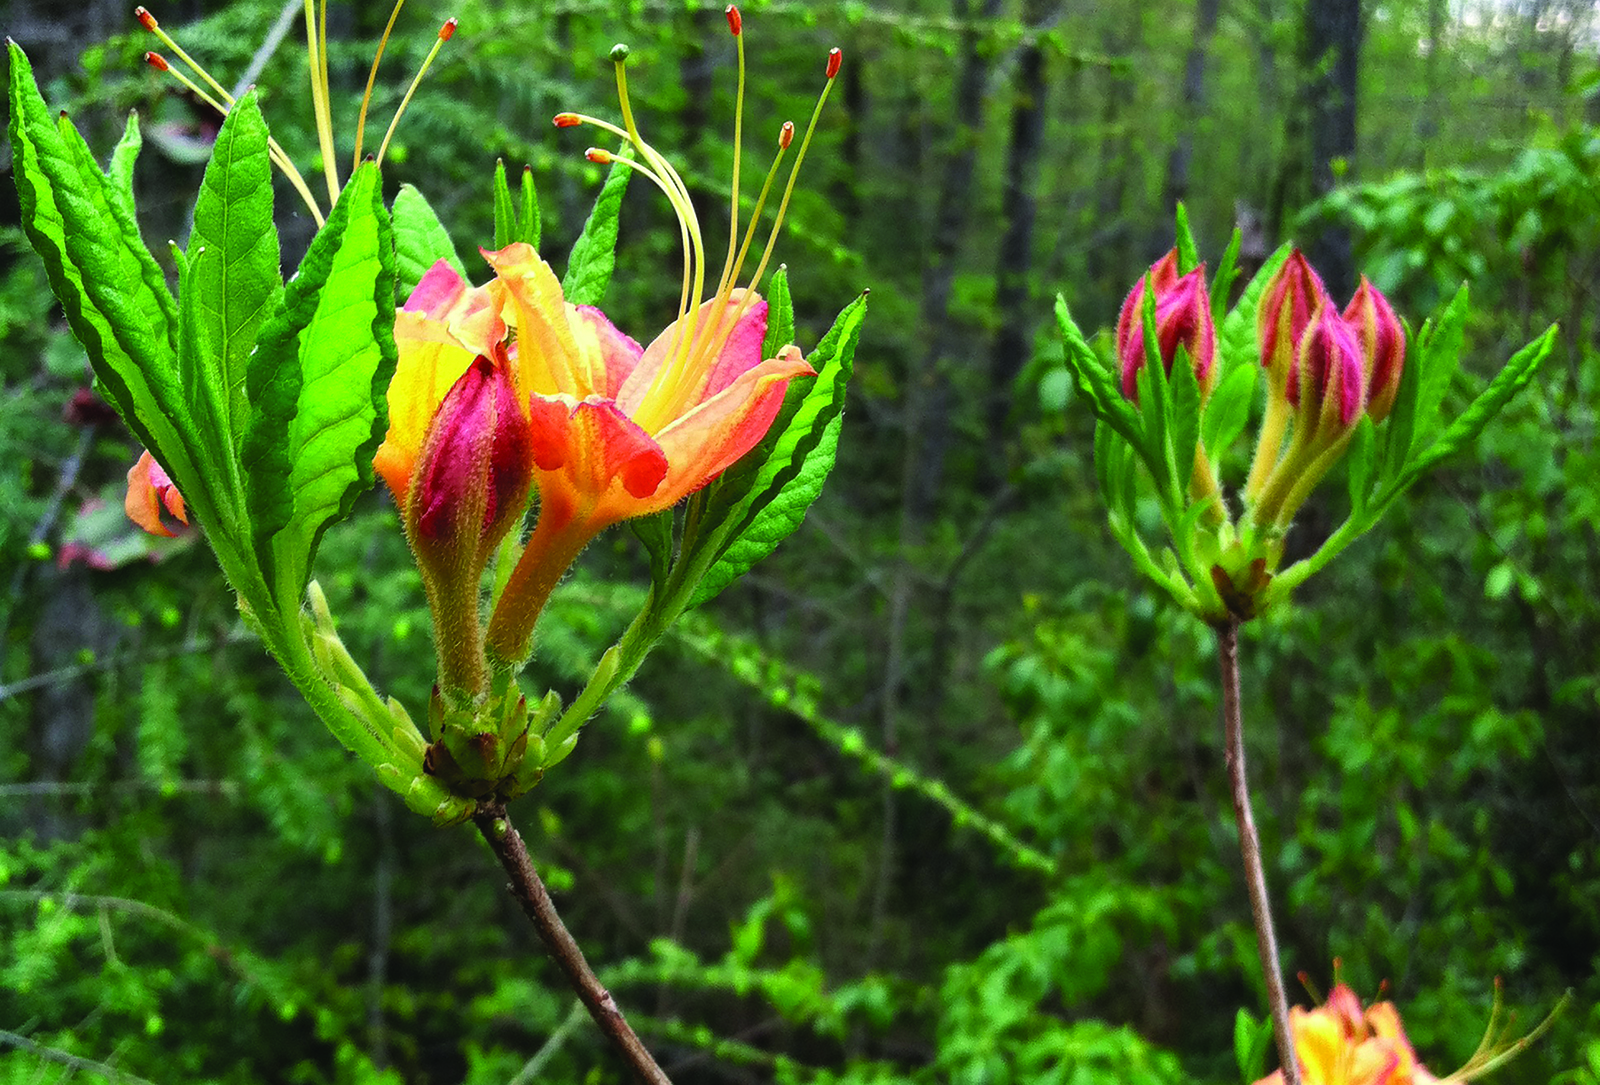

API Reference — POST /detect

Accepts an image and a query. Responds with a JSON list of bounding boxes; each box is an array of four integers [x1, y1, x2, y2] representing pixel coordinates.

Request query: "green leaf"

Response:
[[244, 163, 397, 601], [1345, 413, 1376, 513], [1377, 318, 1423, 484], [108, 110, 142, 221], [1218, 242, 1290, 379], [493, 158, 514, 249], [518, 165, 541, 249], [1401, 324, 1554, 483], [762, 268, 795, 360], [689, 294, 866, 608], [1055, 295, 1147, 467], [1408, 283, 1468, 457], [1137, 283, 1177, 502], [391, 183, 464, 298], [562, 154, 631, 307], [1174, 203, 1199, 274], [6, 42, 203, 512], [184, 89, 280, 455], [1209, 228, 1242, 326], [631, 510, 674, 593], [1169, 344, 1202, 506], [1201, 361, 1255, 460]]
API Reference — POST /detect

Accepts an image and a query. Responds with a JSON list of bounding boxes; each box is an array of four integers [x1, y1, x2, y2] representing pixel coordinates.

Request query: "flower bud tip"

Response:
[[553, 112, 581, 128], [134, 6, 157, 30], [826, 47, 842, 79], [779, 120, 794, 149], [725, 5, 742, 35], [144, 50, 168, 71], [439, 17, 457, 40], [609, 43, 630, 64]]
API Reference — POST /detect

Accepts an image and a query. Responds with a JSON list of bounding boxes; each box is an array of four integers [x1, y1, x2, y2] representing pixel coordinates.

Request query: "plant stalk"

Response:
[[1216, 620, 1301, 1085], [473, 802, 672, 1085]]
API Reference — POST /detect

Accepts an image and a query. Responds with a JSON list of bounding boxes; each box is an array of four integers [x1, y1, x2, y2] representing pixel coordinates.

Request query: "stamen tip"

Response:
[[586, 147, 613, 164], [609, 42, 630, 64], [725, 5, 741, 35], [553, 112, 581, 128], [439, 17, 457, 40], [826, 47, 842, 79], [144, 50, 169, 71], [778, 120, 794, 149], [134, 5, 158, 30]]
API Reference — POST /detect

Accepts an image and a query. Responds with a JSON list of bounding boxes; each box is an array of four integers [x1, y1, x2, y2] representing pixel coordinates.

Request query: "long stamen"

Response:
[[144, 49, 325, 226], [352, 0, 406, 168], [375, 18, 456, 167], [303, 0, 340, 205], [716, 5, 746, 303], [136, 7, 230, 103]]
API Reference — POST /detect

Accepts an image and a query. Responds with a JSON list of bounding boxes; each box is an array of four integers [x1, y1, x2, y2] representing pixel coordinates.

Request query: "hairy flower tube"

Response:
[[481, 21, 837, 667], [1116, 249, 1218, 401]]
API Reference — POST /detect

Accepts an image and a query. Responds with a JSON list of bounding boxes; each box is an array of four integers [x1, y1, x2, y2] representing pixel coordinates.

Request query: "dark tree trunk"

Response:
[[1161, 0, 1224, 223], [1302, 0, 1361, 298]]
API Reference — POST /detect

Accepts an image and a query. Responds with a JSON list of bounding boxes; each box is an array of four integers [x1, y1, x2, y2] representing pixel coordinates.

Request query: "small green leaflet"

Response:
[[563, 154, 631, 307], [491, 159, 543, 252], [1174, 203, 1200, 274], [392, 183, 464, 298], [1201, 362, 1256, 461], [1407, 283, 1468, 460], [1217, 242, 1290, 380], [689, 292, 867, 608], [244, 164, 397, 601], [1054, 296, 1146, 466]]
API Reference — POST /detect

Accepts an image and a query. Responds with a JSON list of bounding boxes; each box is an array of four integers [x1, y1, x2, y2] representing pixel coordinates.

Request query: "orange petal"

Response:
[[649, 346, 813, 508], [527, 393, 669, 512], [616, 291, 767, 416], [484, 243, 600, 399], [125, 450, 181, 537]]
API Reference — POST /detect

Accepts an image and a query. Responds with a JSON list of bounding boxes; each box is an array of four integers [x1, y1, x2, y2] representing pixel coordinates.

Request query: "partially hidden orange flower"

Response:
[[125, 449, 188, 537], [1253, 984, 1435, 1085]]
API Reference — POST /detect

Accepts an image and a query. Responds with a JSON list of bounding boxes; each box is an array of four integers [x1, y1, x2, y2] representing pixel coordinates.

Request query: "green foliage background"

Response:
[[1, 0, 1598, 1081]]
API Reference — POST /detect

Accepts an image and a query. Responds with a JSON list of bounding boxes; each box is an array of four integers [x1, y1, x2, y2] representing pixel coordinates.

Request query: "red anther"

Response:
[[553, 112, 581, 128], [439, 17, 457, 40], [134, 6, 158, 30], [778, 121, 794, 149], [725, 5, 741, 35], [826, 47, 841, 79], [144, 51, 170, 71], [586, 147, 612, 164]]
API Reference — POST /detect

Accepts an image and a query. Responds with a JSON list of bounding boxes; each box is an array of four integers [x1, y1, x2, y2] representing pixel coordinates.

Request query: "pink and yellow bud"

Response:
[[1343, 277, 1405, 422], [1259, 250, 1328, 392], [1115, 250, 1217, 402], [125, 450, 188, 537], [1294, 302, 1367, 439]]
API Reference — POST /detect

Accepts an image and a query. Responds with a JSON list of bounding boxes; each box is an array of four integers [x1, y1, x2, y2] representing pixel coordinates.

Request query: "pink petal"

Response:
[[617, 292, 768, 414]]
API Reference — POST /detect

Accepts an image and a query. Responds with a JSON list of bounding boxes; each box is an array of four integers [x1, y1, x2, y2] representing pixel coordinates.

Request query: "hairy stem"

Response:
[[1216, 621, 1301, 1085], [472, 803, 671, 1084]]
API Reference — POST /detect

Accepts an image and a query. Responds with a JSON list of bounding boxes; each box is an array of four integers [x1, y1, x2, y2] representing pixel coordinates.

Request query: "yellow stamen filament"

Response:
[[352, 0, 406, 168], [716, 21, 746, 303], [303, 0, 340, 205], [146, 49, 325, 226], [375, 20, 455, 167]]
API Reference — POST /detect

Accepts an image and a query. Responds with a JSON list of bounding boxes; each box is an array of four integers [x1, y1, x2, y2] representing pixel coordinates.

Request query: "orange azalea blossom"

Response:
[[125, 449, 189, 537], [1254, 984, 1435, 1085]]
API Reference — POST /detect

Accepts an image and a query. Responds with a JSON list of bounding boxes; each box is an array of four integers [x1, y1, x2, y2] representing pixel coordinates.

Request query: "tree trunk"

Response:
[[1302, 0, 1361, 298], [1161, 0, 1224, 224]]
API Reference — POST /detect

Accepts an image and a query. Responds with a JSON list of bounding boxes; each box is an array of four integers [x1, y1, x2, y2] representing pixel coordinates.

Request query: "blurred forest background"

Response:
[[2, 0, 1599, 1081]]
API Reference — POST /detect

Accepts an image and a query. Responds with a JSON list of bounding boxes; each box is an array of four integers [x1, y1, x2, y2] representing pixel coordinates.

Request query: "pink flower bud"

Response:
[[410, 354, 534, 557], [1343, 276, 1405, 422], [1116, 250, 1217, 402], [1296, 303, 1367, 434], [1258, 250, 1328, 401]]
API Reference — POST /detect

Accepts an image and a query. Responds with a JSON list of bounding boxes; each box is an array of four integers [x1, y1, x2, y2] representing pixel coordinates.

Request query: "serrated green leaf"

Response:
[[1055, 295, 1148, 467], [1378, 319, 1423, 483], [562, 155, 631, 306], [1201, 361, 1255, 459], [1137, 284, 1177, 501], [184, 89, 280, 456], [7, 42, 205, 514], [762, 268, 795, 360], [1218, 242, 1290, 378], [1170, 344, 1201, 503], [492, 158, 514, 249], [1345, 413, 1376, 512], [108, 111, 142, 221], [689, 294, 866, 608], [1174, 203, 1199, 273], [518, 165, 541, 249], [392, 183, 464, 298], [1408, 284, 1468, 457], [244, 164, 396, 601], [631, 509, 674, 593]]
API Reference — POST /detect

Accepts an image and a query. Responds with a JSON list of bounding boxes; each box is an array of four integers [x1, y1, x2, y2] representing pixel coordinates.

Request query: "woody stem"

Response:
[[473, 803, 672, 1084], [1217, 620, 1301, 1085]]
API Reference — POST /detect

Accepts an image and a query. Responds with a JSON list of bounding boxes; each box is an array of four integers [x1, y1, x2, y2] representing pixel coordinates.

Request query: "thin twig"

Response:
[[0, 1028, 159, 1085], [472, 802, 672, 1085], [1216, 620, 1301, 1085], [508, 1000, 588, 1085]]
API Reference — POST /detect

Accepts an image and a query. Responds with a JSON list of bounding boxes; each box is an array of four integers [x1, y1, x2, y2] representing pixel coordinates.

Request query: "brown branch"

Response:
[[1216, 621, 1301, 1085], [473, 802, 672, 1085]]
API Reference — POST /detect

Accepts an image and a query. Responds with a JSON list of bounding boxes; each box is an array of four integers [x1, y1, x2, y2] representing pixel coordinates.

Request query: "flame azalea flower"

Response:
[[125, 449, 188, 537], [482, 21, 838, 667]]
